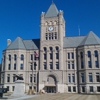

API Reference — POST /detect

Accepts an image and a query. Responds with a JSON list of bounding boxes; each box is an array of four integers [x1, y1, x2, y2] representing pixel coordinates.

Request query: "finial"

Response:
[[52, 0, 54, 4]]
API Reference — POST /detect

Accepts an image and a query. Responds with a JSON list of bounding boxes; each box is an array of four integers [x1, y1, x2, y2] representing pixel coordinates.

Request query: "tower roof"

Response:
[[6, 37, 26, 50], [45, 3, 59, 18], [79, 31, 100, 46]]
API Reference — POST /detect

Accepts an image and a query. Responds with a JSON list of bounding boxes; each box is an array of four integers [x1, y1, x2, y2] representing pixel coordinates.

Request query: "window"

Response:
[[82, 86, 85, 92], [44, 62, 47, 69], [30, 74, 32, 82], [90, 86, 93, 92], [72, 63, 74, 69], [81, 61, 84, 69], [20, 64, 24, 70], [97, 86, 100, 92], [81, 73, 84, 83], [21, 54, 24, 60], [14, 54, 17, 60], [7, 86, 9, 91], [8, 64, 11, 70], [55, 46, 59, 51], [87, 51, 91, 57], [34, 65, 36, 70], [72, 74, 75, 83], [49, 47, 53, 52], [56, 53, 59, 59], [44, 47, 47, 52], [89, 73, 93, 82], [68, 62, 70, 69], [13, 74, 16, 82], [68, 53, 70, 59], [50, 53, 53, 60], [34, 74, 36, 82], [68, 86, 71, 92], [44, 54, 46, 60], [95, 61, 99, 68], [68, 74, 71, 83], [96, 73, 100, 82], [73, 86, 76, 92], [51, 33, 53, 39], [30, 54, 33, 60], [80, 52, 83, 58], [14, 63, 16, 70], [54, 33, 57, 39], [8, 55, 11, 61], [34, 55, 36, 60], [94, 50, 98, 57], [45, 33, 48, 40], [12, 86, 15, 91], [56, 62, 59, 69], [50, 62, 53, 69], [49, 33, 51, 40], [7, 74, 10, 82], [88, 61, 92, 68], [30, 64, 33, 70], [72, 53, 74, 59]]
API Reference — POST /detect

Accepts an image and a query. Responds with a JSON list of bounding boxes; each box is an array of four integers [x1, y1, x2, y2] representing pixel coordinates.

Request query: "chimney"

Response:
[[7, 39, 11, 46]]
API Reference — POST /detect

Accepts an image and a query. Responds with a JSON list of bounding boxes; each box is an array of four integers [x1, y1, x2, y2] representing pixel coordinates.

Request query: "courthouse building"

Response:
[[0, 3, 100, 94]]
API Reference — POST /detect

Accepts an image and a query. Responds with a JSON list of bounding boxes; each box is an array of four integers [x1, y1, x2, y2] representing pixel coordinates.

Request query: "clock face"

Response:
[[48, 26, 53, 31]]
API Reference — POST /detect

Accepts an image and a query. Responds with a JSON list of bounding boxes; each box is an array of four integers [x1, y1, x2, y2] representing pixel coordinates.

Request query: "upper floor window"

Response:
[[94, 50, 98, 57], [72, 63, 74, 69], [72, 53, 74, 59], [49, 33, 51, 40], [68, 62, 70, 69], [30, 54, 33, 60], [54, 33, 57, 39], [50, 62, 53, 69], [72, 74, 75, 83], [87, 51, 91, 57], [81, 73, 84, 83], [44, 47, 47, 52], [50, 53, 53, 60], [49, 47, 53, 52], [88, 61, 92, 68], [55, 46, 59, 51], [89, 73, 93, 82], [95, 61, 99, 68], [21, 54, 24, 60], [68, 74, 71, 83], [20, 64, 24, 70], [45, 33, 48, 40], [14, 54, 17, 60], [44, 62, 47, 70], [30, 74, 32, 82], [81, 61, 84, 69], [13, 74, 16, 82], [14, 63, 16, 70], [56, 62, 59, 69], [68, 53, 70, 59], [8, 55, 11, 61], [8, 64, 11, 70], [44, 54, 46, 60], [56, 53, 59, 59], [7, 74, 10, 82], [80, 52, 83, 58], [96, 73, 100, 82]]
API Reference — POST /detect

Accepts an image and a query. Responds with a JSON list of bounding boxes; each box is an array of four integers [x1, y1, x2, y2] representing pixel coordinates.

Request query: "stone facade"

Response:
[[0, 3, 100, 94]]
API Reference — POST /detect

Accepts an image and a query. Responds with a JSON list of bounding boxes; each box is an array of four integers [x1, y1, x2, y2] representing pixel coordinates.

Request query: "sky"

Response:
[[0, 0, 100, 61]]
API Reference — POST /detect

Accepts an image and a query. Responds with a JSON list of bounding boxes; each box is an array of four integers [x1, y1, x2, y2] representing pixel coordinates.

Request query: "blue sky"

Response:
[[0, 0, 100, 61]]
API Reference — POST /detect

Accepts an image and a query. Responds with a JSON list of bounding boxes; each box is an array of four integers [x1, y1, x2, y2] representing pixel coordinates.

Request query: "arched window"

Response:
[[43, 47, 47, 52], [14, 54, 17, 60], [8, 55, 11, 61], [20, 54, 24, 60], [94, 50, 98, 57], [49, 47, 53, 52], [55, 46, 59, 51], [87, 51, 91, 57]]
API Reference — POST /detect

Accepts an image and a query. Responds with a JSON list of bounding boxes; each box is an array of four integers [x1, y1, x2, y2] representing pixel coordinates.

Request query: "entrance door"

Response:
[[47, 87, 56, 93]]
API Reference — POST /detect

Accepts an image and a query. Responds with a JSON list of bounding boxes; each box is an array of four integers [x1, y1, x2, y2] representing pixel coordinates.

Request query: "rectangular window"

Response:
[[9, 55, 11, 61], [80, 52, 83, 58], [30, 74, 32, 82], [44, 62, 47, 69], [13, 74, 16, 82], [50, 62, 53, 69], [7, 74, 10, 82], [7, 86, 9, 91], [68, 86, 71, 92], [30, 54, 33, 60], [88, 61, 92, 68], [68, 53, 70, 59], [96, 73, 100, 82], [68, 74, 71, 83], [95, 61, 99, 68], [44, 54, 46, 60], [72, 74, 75, 83], [12, 86, 15, 91], [72, 63, 74, 69], [8, 64, 11, 70], [81, 73, 84, 83], [34, 56, 36, 60], [34, 65, 36, 70], [30, 64, 33, 70], [72, 53, 74, 59], [81, 61, 84, 69], [56, 62, 59, 69], [90, 86, 93, 92], [82, 86, 85, 92], [14, 63, 16, 70], [89, 73, 93, 82], [73, 86, 76, 92], [97, 86, 100, 92], [68, 63, 70, 69], [34, 74, 36, 83], [50, 53, 53, 59], [56, 53, 59, 59], [20, 64, 24, 70]]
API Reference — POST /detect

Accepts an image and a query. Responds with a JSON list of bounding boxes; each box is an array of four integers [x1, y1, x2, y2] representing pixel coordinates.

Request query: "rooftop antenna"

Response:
[[78, 25, 80, 36]]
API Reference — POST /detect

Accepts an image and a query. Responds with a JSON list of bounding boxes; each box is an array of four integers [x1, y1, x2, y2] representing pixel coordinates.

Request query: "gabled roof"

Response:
[[79, 31, 100, 46], [45, 3, 59, 18], [6, 37, 26, 50]]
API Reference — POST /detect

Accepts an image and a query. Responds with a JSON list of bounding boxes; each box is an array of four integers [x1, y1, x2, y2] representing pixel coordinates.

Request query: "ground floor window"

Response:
[[68, 86, 71, 92], [29, 86, 32, 89], [12, 86, 15, 91], [82, 86, 85, 92], [7, 86, 9, 91], [90, 86, 93, 92], [73, 86, 76, 92], [97, 86, 100, 92]]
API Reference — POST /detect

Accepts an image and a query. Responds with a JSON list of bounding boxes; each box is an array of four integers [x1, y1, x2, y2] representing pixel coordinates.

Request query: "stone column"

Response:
[[59, 49, 63, 70], [47, 50, 49, 70], [53, 50, 55, 70], [40, 50, 43, 70]]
